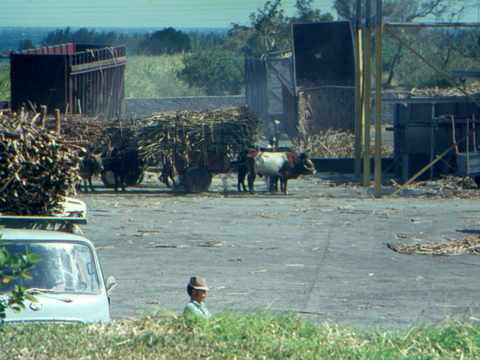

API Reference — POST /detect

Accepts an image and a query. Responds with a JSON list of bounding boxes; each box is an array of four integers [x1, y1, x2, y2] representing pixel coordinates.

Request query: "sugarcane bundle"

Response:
[[0, 114, 80, 215], [293, 129, 393, 158], [138, 107, 259, 165], [387, 236, 480, 256]]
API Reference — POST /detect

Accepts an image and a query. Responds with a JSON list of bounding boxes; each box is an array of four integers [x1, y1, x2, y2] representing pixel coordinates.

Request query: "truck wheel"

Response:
[[183, 167, 212, 193]]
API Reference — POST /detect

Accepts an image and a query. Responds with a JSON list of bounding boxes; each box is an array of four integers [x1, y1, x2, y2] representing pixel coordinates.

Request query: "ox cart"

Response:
[[138, 107, 259, 192]]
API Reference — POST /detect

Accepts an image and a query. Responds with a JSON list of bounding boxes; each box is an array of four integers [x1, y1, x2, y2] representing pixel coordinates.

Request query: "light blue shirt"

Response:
[[183, 300, 211, 319]]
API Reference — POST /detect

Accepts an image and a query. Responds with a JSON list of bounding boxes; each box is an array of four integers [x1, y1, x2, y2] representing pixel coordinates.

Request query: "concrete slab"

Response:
[[79, 174, 480, 329]]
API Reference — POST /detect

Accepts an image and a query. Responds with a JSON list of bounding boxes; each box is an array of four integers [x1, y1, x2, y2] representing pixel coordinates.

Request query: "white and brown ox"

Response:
[[244, 150, 316, 194]]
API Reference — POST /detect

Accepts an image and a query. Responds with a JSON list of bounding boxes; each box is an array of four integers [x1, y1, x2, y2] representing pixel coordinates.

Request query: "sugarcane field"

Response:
[[2, 2, 480, 357]]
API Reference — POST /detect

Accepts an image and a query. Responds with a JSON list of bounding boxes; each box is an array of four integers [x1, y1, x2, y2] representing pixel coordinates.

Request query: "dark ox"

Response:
[[158, 154, 188, 188], [243, 150, 316, 194], [102, 147, 142, 192], [78, 153, 102, 192], [229, 151, 248, 192]]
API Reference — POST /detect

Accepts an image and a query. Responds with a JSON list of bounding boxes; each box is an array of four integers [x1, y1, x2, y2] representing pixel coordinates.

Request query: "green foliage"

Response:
[[18, 39, 34, 51], [334, 0, 461, 87], [43, 27, 129, 47], [0, 234, 39, 320], [138, 28, 191, 55], [188, 31, 227, 52], [178, 48, 244, 95], [0, 63, 9, 101], [388, 27, 480, 88], [180, 0, 334, 94], [2, 313, 480, 358], [42, 27, 142, 54], [126, 55, 205, 98], [225, 0, 333, 57]]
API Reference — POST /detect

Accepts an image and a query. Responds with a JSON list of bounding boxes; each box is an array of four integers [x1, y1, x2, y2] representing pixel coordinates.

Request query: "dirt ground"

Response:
[[79, 173, 480, 329]]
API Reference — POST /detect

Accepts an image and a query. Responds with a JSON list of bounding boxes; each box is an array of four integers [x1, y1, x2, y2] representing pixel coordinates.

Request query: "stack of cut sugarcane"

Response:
[[59, 115, 108, 149], [410, 81, 480, 97], [0, 113, 80, 215], [293, 129, 393, 158], [138, 107, 259, 165]]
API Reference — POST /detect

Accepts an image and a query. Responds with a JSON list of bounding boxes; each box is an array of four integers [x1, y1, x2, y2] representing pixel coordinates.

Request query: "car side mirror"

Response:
[[106, 276, 117, 295]]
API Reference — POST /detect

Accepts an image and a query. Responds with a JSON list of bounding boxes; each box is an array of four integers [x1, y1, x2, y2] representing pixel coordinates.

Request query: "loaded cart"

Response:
[[138, 107, 259, 192]]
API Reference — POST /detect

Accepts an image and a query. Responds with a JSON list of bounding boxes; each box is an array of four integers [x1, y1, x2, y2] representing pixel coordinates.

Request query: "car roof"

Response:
[[0, 228, 92, 245]]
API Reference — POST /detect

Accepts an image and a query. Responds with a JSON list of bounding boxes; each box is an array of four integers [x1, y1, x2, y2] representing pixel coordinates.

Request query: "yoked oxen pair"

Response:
[[238, 150, 316, 194]]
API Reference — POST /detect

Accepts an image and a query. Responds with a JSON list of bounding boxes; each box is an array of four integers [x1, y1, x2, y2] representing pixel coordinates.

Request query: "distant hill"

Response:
[[0, 26, 227, 52]]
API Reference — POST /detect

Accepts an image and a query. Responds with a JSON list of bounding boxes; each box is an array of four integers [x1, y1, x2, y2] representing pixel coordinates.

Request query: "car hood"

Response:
[[2, 293, 110, 323]]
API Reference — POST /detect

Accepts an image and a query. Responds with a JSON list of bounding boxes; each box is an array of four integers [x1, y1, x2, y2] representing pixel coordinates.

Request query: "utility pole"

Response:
[[374, 0, 383, 197], [354, 0, 364, 179], [362, 0, 372, 187]]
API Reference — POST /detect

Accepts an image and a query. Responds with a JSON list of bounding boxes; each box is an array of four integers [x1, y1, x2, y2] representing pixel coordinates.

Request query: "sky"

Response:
[[1, 0, 336, 28]]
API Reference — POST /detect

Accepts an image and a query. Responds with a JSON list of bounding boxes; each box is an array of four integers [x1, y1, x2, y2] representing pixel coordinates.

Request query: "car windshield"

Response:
[[0, 242, 100, 294]]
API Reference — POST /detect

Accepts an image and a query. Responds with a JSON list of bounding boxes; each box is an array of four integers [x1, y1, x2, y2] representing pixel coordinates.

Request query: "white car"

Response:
[[1, 228, 116, 323]]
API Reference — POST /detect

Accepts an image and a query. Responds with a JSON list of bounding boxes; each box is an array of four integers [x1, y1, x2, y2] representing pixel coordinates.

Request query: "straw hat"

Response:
[[188, 276, 209, 291]]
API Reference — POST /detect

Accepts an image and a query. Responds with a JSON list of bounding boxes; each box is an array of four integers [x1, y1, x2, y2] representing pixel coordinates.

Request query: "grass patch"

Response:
[[2, 313, 480, 359], [0, 63, 10, 101], [125, 55, 205, 98]]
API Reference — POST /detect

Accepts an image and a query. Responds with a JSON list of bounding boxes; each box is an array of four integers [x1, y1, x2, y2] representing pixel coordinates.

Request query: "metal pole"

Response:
[[363, 0, 372, 187], [374, 0, 382, 196], [354, 0, 363, 179]]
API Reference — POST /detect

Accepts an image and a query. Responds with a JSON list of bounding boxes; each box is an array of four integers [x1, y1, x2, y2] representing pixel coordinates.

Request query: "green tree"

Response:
[[334, 0, 454, 87], [0, 236, 39, 321], [226, 0, 334, 56], [291, 0, 334, 22], [18, 39, 34, 51], [178, 47, 244, 95], [180, 0, 334, 93], [43, 27, 123, 47], [138, 28, 191, 55]]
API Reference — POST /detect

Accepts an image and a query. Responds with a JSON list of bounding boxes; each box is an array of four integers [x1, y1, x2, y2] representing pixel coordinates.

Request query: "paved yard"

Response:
[[80, 174, 480, 329]]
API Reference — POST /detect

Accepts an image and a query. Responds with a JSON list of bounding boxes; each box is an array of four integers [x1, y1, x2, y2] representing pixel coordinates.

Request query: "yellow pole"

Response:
[[354, 26, 364, 179], [374, 0, 383, 197], [362, 0, 372, 187]]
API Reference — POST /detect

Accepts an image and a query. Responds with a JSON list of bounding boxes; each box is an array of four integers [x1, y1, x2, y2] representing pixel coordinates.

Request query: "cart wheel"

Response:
[[474, 176, 480, 188], [183, 167, 212, 193]]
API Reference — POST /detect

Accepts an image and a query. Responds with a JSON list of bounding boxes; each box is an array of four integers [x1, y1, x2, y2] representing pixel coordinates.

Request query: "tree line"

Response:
[[16, 0, 480, 95]]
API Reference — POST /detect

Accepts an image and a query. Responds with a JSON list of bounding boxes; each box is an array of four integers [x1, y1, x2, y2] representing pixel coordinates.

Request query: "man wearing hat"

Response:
[[183, 276, 211, 319]]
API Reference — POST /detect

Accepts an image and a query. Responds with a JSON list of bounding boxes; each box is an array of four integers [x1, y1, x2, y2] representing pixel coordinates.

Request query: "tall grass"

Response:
[[0, 63, 10, 101], [2, 313, 480, 359], [125, 55, 205, 98]]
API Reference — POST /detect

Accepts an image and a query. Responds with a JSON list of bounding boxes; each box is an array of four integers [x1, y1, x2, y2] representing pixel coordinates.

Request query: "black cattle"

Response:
[[78, 153, 102, 192], [158, 153, 188, 189], [102, 147, 143, 192], [159, 158, 175, 188], [229, 150, 248, 192]]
